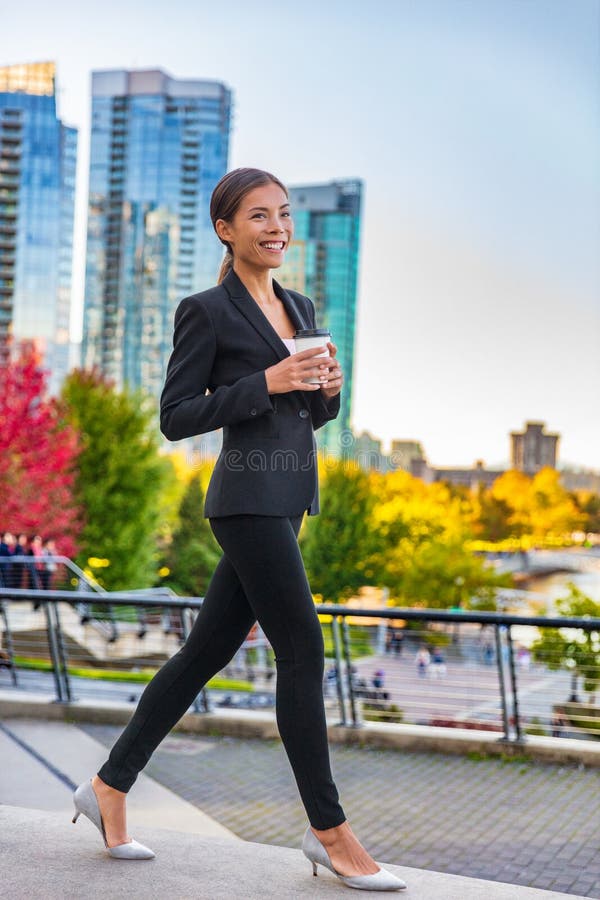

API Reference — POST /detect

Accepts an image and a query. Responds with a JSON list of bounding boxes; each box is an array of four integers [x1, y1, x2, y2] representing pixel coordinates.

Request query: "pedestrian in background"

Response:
[[12, 533, 29, 589], [41, 538, 58, 591], [415, 645, 431, 678], [0, 532, 15, 586], [430, 646, 447, 678]]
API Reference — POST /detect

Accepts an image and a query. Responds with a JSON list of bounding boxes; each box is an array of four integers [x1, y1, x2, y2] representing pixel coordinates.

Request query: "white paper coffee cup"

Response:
[[294, 328, 331, 384]]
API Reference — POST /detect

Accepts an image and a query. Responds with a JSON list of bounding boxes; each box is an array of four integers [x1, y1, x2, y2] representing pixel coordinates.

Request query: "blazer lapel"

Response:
[[223, 268, 308, 359], [222, 268, 311, 410]]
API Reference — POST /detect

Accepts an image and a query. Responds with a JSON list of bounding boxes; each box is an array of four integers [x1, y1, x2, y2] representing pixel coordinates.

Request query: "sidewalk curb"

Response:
[[2, 691, 599, 768]]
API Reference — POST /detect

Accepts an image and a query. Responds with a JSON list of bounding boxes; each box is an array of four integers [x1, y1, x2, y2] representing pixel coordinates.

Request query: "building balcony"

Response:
[[0, 173, 19, 186], [0, 161, 20, 174], [0, 120, 23, 132], [0, 135, 22, 147]]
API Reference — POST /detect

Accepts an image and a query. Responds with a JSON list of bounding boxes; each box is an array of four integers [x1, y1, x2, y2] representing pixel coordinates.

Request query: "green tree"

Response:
[[61, 368, 169, 589], [531, 584, 600, 703], [160, 474, 221, 596], [393, 534, 510, 610], [575, 491, 600, 535], [301, 460, 382, 603]]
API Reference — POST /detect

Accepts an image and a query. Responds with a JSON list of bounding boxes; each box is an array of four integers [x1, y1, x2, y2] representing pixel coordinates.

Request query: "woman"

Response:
[[72, 168, 406, 892]]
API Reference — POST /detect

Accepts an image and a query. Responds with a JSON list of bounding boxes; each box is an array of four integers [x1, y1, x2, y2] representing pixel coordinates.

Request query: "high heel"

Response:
[[72, 779, 155, 860], [302, 825, 406, 891]]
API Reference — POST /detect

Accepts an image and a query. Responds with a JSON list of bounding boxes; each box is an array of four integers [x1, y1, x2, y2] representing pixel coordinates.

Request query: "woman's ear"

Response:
[[215, 218, 232, 244]]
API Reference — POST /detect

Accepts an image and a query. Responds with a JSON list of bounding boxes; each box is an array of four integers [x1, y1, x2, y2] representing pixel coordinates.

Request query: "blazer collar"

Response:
[[222, 267, 310, 363]]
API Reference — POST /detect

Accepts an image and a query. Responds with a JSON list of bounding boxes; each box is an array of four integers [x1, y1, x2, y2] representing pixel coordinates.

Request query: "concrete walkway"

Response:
[[0, 804, 587, 900]]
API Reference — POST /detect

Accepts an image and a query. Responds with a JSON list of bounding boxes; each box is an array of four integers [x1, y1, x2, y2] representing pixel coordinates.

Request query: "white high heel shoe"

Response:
[[302, 825, 407, 891], [72, 779, 155, 860]]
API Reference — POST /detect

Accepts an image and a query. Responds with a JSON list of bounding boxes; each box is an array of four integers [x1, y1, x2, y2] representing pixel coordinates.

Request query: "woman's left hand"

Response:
[[319, 341, 343, 399]]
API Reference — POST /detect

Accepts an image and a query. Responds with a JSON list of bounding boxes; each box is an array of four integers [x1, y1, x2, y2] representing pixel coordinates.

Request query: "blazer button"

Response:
[[299, 408, 309, 419], [250, 408, 257, 416]]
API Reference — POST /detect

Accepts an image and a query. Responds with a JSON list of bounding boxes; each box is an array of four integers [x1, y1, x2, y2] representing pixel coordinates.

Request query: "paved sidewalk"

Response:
[[84, 723, 600, 899]]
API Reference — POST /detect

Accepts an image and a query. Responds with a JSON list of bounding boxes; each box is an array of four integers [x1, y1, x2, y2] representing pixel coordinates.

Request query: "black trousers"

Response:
[[97, 512, 347, 830]]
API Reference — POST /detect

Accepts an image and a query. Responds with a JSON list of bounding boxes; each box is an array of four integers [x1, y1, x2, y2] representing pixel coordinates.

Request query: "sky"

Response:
[[4, 0, 600, 470]]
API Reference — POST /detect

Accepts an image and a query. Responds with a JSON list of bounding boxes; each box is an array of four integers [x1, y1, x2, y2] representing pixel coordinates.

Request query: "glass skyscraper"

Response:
[[81, 68, 231, 401], [0, 62, 77, 392], [279, 179, 362, 455]]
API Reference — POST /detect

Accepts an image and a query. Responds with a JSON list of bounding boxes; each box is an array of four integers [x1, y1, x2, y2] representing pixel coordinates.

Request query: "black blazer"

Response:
[[160, 268, 341, 517]]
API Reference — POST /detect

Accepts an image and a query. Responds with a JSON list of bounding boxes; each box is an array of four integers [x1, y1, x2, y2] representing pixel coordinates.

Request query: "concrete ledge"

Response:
[[330, 720, 600, 768], [0, 804, 585, 899], [2, 690, 599, 768]]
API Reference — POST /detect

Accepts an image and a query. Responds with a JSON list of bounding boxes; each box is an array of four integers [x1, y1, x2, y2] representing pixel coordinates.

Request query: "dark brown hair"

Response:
[[210, 167, 288, 283]]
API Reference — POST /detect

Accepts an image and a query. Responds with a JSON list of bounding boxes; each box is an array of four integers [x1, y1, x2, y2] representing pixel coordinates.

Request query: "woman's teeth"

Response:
[[261, 242, 285, 251]]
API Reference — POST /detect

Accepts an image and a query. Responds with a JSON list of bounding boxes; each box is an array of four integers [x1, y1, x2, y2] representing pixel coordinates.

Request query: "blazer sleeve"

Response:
[[160, 297, 275, 441], [303, 296, 341, 431]]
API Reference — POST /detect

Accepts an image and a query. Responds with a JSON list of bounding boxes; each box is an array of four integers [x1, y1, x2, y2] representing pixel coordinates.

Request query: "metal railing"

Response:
[[1, 584, 599, 745], [0, 556, 139, 642]]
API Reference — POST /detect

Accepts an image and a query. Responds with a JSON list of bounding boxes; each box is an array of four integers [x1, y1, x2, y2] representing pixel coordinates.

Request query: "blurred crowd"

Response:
[[0, 531, 59, 590]]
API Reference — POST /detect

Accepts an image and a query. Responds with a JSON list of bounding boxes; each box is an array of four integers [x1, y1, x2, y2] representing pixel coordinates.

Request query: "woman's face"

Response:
[[216, 181, 294, 271]]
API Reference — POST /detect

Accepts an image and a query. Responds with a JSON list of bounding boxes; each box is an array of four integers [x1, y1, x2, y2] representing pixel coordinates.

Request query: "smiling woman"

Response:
[[74, 168, 404, 892]]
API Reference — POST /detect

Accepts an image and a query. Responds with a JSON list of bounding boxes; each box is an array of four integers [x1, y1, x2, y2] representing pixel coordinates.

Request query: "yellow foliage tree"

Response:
[[490, 467, 583, 544], [367, 469, 509, 609]]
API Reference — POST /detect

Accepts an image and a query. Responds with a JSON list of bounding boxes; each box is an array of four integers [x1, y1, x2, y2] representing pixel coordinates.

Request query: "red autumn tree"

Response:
[[0, 341, 82, 557]]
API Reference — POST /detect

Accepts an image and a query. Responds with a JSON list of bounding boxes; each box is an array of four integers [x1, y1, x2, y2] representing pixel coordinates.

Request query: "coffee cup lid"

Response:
[[294, 328, 331, 337]]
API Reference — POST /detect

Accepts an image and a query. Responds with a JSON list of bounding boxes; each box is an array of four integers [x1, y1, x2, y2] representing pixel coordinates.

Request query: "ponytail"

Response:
[[217, 248, 234, 284]]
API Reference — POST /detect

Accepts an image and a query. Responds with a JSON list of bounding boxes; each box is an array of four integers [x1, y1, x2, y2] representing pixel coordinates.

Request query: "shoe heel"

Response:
[[72, 811, 80, 824], [312, 861, 318, 876]]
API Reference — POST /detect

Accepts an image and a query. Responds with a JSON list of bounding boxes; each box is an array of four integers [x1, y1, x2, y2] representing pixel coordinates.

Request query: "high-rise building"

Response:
[[0, 62, 77, 391], [510, 420, 559, 475], [82, 68, 231, 400], [278, 179, 362, 455]]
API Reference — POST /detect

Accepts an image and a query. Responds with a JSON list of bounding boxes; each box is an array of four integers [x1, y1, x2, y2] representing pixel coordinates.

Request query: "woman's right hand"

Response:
[[265, 345, 333, 394]]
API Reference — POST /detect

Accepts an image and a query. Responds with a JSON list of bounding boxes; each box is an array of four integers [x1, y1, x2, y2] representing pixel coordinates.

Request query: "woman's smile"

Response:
[[259, 240, 286, 253]]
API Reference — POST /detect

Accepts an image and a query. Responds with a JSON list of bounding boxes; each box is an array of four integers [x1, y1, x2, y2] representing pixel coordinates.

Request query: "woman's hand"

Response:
[[318, 341, 343, 400], [265, 345, 336, 394]]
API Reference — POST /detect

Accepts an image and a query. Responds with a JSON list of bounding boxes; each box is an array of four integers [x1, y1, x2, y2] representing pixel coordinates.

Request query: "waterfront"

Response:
[[533, 568, 600, 606]]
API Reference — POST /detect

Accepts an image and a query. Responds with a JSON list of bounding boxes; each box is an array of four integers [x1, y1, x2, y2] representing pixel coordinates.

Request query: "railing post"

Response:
[[52, 602, 73, 703], [340, 616, 359, 726], [43, 602, 65, 702], [330, 616, 347, 726], [180, 607, 205, 713], [29, 565, 70, 704], [505, 625, 523, 742], [0, 600, 19, 687], [494, 625, 510, 741]]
